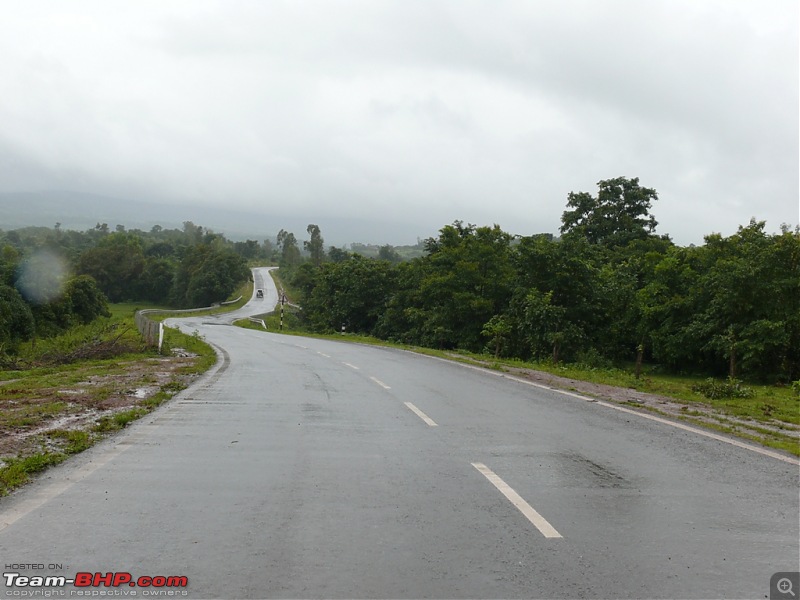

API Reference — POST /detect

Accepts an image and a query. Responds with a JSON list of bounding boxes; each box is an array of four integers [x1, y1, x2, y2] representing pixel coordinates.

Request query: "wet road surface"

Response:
[[1, 267, 798, 598]]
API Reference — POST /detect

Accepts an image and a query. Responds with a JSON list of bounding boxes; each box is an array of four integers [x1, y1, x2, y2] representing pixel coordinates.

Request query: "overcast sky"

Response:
[[1, 0, 797, 245]]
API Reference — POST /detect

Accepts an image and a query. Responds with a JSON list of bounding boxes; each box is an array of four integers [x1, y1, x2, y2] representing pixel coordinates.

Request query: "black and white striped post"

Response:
[[280, 291, 287, 331]]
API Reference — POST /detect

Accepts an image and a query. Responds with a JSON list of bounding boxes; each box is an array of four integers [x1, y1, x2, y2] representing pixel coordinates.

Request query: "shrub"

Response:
[[692, 377, 755, 400], [574, 347, 614, 370]]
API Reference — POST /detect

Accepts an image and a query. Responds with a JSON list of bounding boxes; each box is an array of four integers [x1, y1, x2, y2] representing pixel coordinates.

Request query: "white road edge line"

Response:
[[404, 402, 438, 427], [343, 362, 360, 370], [419, 355, 799, 466], [0, 441, 134, 532], [370, 376, 391, 390], [472, 462, 562, 539]]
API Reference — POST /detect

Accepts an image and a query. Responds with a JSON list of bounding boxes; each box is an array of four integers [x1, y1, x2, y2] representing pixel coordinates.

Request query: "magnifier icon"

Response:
[[778, 578, 796, 597]]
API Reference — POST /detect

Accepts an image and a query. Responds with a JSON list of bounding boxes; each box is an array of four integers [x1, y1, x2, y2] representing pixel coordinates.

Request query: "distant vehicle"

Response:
[[256, 289, 264, 298]]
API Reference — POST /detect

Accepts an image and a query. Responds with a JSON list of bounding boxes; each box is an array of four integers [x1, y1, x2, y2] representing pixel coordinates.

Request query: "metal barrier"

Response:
[[248, 317, 267, 329], [134, 299, 234, 351], [134, 311, 164, 351]]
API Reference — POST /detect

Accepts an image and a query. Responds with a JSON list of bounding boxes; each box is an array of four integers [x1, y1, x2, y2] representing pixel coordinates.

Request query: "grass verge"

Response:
[[0, 307, 218, 496], [144, 280, 254, 322], [234, 306, 800, 456]]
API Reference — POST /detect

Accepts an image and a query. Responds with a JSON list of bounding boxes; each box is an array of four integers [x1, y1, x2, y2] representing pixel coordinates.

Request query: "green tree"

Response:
[[277, 229, 301, 269], [182, 221, 204, 244], [591, 237, 674, 368], [289, 263, 318, 300], [378, 244, 402, 263], [374, 260, 426, 344], [508, 234, 601, 361], [302, 255, 395, 334], [233, 240, 261, 260], [690, 220, 799, 380], [639, 246, 706, 372], [327, 246, 351, 263], [63, 275, 110, 324], [78, 233, 145, 302], [413, 222, 515, 351], [145, 241, 175, 258], [560, 176, 659, 247], [0, 245, 21, 286], [0, 284, 35, 351], [172, 244, 250, 308], [139, 258, 174, 303], [304, 224, 325, 267], [262, 239, 275, 262], [482, 314, 512, 358], [512, 289, 583, 363]]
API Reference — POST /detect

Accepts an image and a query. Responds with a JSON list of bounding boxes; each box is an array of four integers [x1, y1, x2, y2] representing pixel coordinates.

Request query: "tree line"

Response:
[[0, 221, 253, 353], [283, 177, 800, 383]]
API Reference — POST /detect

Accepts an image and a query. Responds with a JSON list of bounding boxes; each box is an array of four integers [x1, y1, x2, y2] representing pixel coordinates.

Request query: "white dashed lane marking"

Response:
[[370, 377, 391, 390], [404, 402, 438, 427], [472, 462, 562, 539]]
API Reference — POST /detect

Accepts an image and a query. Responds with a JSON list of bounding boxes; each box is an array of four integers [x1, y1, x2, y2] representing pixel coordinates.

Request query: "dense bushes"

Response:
[[0, 221, 253, 353], [290, 178, 799, 383]]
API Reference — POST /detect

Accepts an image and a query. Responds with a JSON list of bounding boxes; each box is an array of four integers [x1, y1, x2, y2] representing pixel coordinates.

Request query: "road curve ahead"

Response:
[[1, 267, 798, 599]]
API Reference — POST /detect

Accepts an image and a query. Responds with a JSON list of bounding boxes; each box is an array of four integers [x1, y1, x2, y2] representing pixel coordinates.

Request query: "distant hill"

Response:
[[0, 190, 427, 246], [2, 190, 168, 230]]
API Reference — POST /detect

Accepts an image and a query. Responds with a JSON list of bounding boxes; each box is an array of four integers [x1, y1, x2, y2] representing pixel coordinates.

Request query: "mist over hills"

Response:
[[0, 190, 429, 247]]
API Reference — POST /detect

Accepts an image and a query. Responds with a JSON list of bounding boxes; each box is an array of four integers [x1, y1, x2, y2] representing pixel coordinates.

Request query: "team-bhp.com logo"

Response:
[[4, 572, 188, 596]]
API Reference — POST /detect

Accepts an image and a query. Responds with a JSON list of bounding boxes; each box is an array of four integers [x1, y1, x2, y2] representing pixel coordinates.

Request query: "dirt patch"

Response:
[[0, 354, 201, 467], [498, 363, 800, 442]]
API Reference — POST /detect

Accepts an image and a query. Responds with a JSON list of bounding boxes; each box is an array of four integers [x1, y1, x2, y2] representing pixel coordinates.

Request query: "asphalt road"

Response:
[[1, 267, 798, 599]]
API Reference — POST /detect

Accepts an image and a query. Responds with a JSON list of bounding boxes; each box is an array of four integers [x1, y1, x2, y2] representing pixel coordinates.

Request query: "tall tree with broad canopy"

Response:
[[302, 255, 395, 334], [304, 224, 325, 267], [277, 229, 301, 269], [416, 222, 516, 351], [560, 176, 659, 247], [0, 284, 34, 351], [77, 232, 145, 302]]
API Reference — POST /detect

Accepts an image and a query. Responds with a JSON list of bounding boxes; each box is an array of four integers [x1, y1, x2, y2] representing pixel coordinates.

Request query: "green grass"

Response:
[[161, 327, 217, 375], [233, 317, 270, 331], [144, 280, 254, 322], [14, 320, 147, 366], [0, 361, 141, 399], [234, 294, 798, 455], [268, 268, 287, 294], [0, 402, 69, 428], [93, 408, 149, 432], [0, 453, 66, 494], [47, 429, 94, 454], [233, 306, 800, 430], [514, 361, 800, 426], [106, 302, 170, 320], [0, 302, 220, 496]]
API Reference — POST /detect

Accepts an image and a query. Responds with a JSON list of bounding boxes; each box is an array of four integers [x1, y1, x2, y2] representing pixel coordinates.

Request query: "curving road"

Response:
[[1, 267, 798, 599]]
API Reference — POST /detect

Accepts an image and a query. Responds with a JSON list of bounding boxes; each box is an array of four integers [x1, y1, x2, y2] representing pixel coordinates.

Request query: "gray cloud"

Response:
[[0, 0, 796, 245]]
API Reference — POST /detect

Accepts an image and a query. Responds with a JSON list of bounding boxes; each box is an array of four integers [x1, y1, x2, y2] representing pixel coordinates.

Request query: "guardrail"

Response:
[[134, 311, 164, 351], [135, 297, 241, 351], [248, 317, 267, 329]]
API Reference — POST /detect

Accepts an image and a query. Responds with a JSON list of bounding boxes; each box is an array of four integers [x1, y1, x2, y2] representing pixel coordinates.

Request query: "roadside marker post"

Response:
[[279, 290, 286, 331]]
